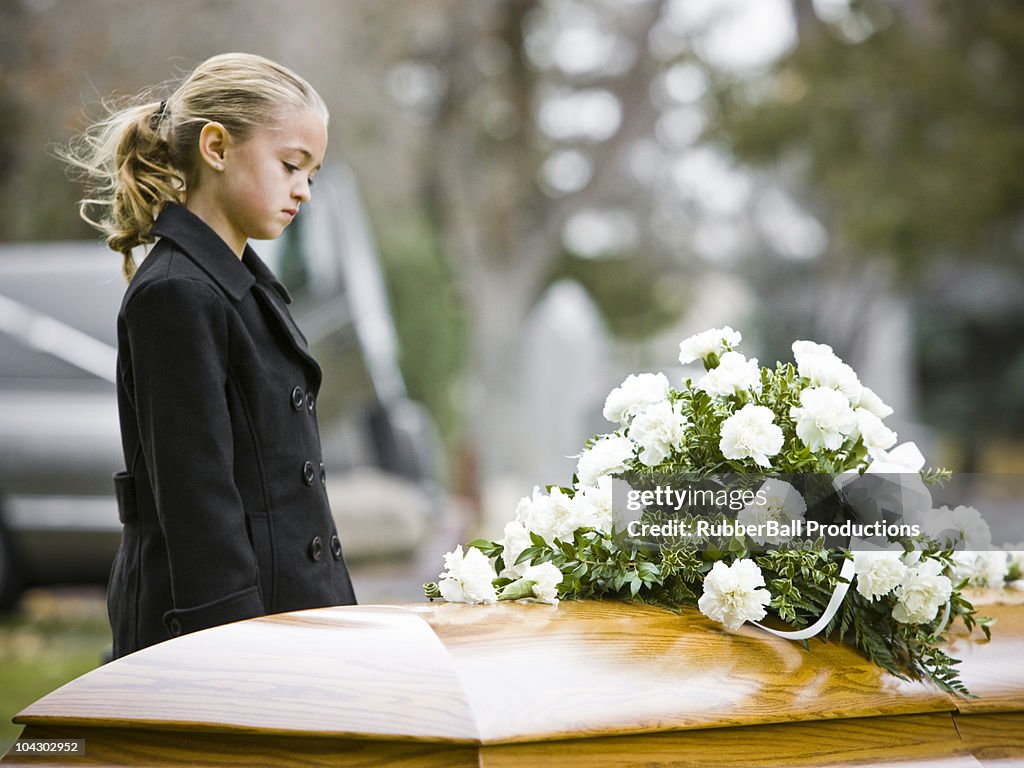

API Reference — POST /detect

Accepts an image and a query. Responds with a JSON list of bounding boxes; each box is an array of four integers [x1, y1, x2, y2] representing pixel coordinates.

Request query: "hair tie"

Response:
[[150, 99, 169, 131]]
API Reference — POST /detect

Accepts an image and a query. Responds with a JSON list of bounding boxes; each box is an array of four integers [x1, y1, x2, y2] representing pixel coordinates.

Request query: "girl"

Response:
[[62, 53, 357, 658]]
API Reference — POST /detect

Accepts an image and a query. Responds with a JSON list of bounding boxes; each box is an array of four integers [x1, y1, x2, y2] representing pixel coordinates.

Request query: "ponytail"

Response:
[[61, 97, 185, 281], [61, 53, 327, 282]]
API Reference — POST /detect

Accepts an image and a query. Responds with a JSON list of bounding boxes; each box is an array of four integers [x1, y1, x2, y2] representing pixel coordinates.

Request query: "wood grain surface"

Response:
[[946, 590, 1024, 712], [478, 713, 980, 768], [14, 606, 479, 742], [2, 714, 982, 768], [5, 596, 1022, 767], [411, 599, 952, 743]]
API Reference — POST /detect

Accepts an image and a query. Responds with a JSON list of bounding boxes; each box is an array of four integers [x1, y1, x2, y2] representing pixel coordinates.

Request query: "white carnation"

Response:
[[791, 339, 835, 361], [514, 487, 557, 544], [892, 558, 952, 625], [576, 435, 635, 488], [925, 505, 992, 550], [602, 372, 671, 425], [854, 386, 894, 419], [853, 407, 898, 457], [629, 400, 688, 466], [697, 351, 762, 397], [952, 551, 1007, 588], [698, 559, 772, 631], [791, 386, 858, 452], [719, 404, 784, 469], [853, 550, 908, 601], [678, 326, 742, 365], [572, 475, 614, 533], [438, 546, 498, 604], [499, 520, 533, 578], [522, 562, 563, 604], [866, 441, 926, 474], [736, 478, 806, 545], [792, 342, 863, 402]]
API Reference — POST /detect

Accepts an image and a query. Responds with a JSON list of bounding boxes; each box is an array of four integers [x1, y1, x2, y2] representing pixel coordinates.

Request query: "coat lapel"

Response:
[[251, 283, 323, 389]]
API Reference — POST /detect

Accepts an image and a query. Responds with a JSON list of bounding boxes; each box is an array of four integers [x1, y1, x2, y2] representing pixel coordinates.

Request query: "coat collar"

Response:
[[149, 203, 292, 304]]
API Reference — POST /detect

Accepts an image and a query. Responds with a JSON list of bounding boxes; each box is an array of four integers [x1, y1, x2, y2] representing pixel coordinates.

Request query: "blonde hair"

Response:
[[61, 53, 328, 281]]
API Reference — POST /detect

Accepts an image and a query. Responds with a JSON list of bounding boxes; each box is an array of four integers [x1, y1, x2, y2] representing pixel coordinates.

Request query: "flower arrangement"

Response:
[[426, 328, 1021, 694]]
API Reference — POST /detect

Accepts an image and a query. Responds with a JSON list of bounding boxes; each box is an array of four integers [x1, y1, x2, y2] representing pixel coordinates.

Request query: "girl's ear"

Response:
[[197, 122, 230, 172]]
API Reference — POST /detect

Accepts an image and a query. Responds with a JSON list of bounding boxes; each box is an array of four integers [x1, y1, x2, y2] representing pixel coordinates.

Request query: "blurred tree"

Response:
[[704, 0, 1024, 468], [710, 0, 1024, 271], [399, 0, 686, 493]]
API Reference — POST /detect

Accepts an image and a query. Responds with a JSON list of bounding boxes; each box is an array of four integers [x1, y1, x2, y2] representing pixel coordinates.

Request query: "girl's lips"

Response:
[[283, 208, 298, 217]]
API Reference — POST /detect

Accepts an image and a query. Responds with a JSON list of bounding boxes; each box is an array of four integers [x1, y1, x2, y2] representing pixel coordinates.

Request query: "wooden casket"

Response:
[[3, 592, 1023, 767]]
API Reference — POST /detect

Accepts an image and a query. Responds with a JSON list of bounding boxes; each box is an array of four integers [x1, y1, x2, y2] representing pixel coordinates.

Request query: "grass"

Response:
[[0, 588, 111, 755]]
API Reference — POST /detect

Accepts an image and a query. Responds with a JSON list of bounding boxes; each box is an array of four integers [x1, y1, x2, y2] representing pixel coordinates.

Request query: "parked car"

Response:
[[0, 165, 441, 608]]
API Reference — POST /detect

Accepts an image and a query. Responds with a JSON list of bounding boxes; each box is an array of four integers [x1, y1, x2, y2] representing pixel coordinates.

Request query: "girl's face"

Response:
[[216, 108, 327, 247]]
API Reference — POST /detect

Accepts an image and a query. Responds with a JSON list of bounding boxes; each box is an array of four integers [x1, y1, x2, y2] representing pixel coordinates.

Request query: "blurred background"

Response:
[[1, 0, 1023, 751]]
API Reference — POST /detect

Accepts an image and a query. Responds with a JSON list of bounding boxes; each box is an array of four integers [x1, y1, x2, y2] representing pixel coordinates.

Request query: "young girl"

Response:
[[63, 53, 357, 658]]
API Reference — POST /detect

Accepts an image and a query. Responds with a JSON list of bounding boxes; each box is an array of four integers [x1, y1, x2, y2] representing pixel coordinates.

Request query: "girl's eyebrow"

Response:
[[284, 146, 322, 171]]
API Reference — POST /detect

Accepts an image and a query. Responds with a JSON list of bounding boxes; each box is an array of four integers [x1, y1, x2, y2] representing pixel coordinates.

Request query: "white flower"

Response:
[[697, 351, 762, 397], [854, 386, 894, 419], [952, 551, 1007, 588], [790, 386, 858, 452], [679, 326, 742, 365], [521, 562, 563, 604], [514, 487, 556, 544], [576, 435, 635, 487], [499, 520, 533, 578], [791, 339, 835, 361], [572, 475, 614, 533], [792, 341, 863, 402], [515, 483, 612, 545], [438, 546, 498, 604], [628, 400, 689, 466], [698, 559, 772, 631], [602, 372, 671, 425], [892, 558, 952, 625], [866, 441, 926, 474], [853, 408, 898, 458], [719, 404, 784, 468], [736, 478, 806, 545], [925, 505, 992, 550], [514, 486, 571, 544], [853, 550, 908, 601]]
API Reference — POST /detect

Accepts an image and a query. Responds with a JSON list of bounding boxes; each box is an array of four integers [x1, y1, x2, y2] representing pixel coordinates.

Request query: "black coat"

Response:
[[109, 203, 356, 658]]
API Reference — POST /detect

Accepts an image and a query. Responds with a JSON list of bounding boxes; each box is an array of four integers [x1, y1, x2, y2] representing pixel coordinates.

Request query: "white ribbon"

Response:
[[750, 557, 953, 641], [752, 557, 856, 641]]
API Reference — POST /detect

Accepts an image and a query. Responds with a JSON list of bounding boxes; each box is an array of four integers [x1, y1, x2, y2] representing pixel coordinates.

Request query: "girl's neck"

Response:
[[184, 195, 246, 259]]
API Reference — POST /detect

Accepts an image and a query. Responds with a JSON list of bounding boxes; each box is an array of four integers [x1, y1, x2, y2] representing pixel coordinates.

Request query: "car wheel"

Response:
[[0, 510, 23, 611]]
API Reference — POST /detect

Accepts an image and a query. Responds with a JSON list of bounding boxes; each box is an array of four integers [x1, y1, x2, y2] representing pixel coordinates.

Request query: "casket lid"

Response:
[[19, 595, 1021, 746]]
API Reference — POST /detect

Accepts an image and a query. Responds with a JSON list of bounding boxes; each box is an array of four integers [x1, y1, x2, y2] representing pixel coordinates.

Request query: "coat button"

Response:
[[169, 617, 183, 636], [291, 386, 305, 411], [302, 461, 316, 486], [330, 533, 342, 560], [309, 535, 323, 562], [306, 391, 316, 413], [319, 461, 326, 486]]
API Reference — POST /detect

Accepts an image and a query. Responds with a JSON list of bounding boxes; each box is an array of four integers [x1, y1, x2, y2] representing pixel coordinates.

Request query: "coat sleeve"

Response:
[[124, 276, 265, 636]]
